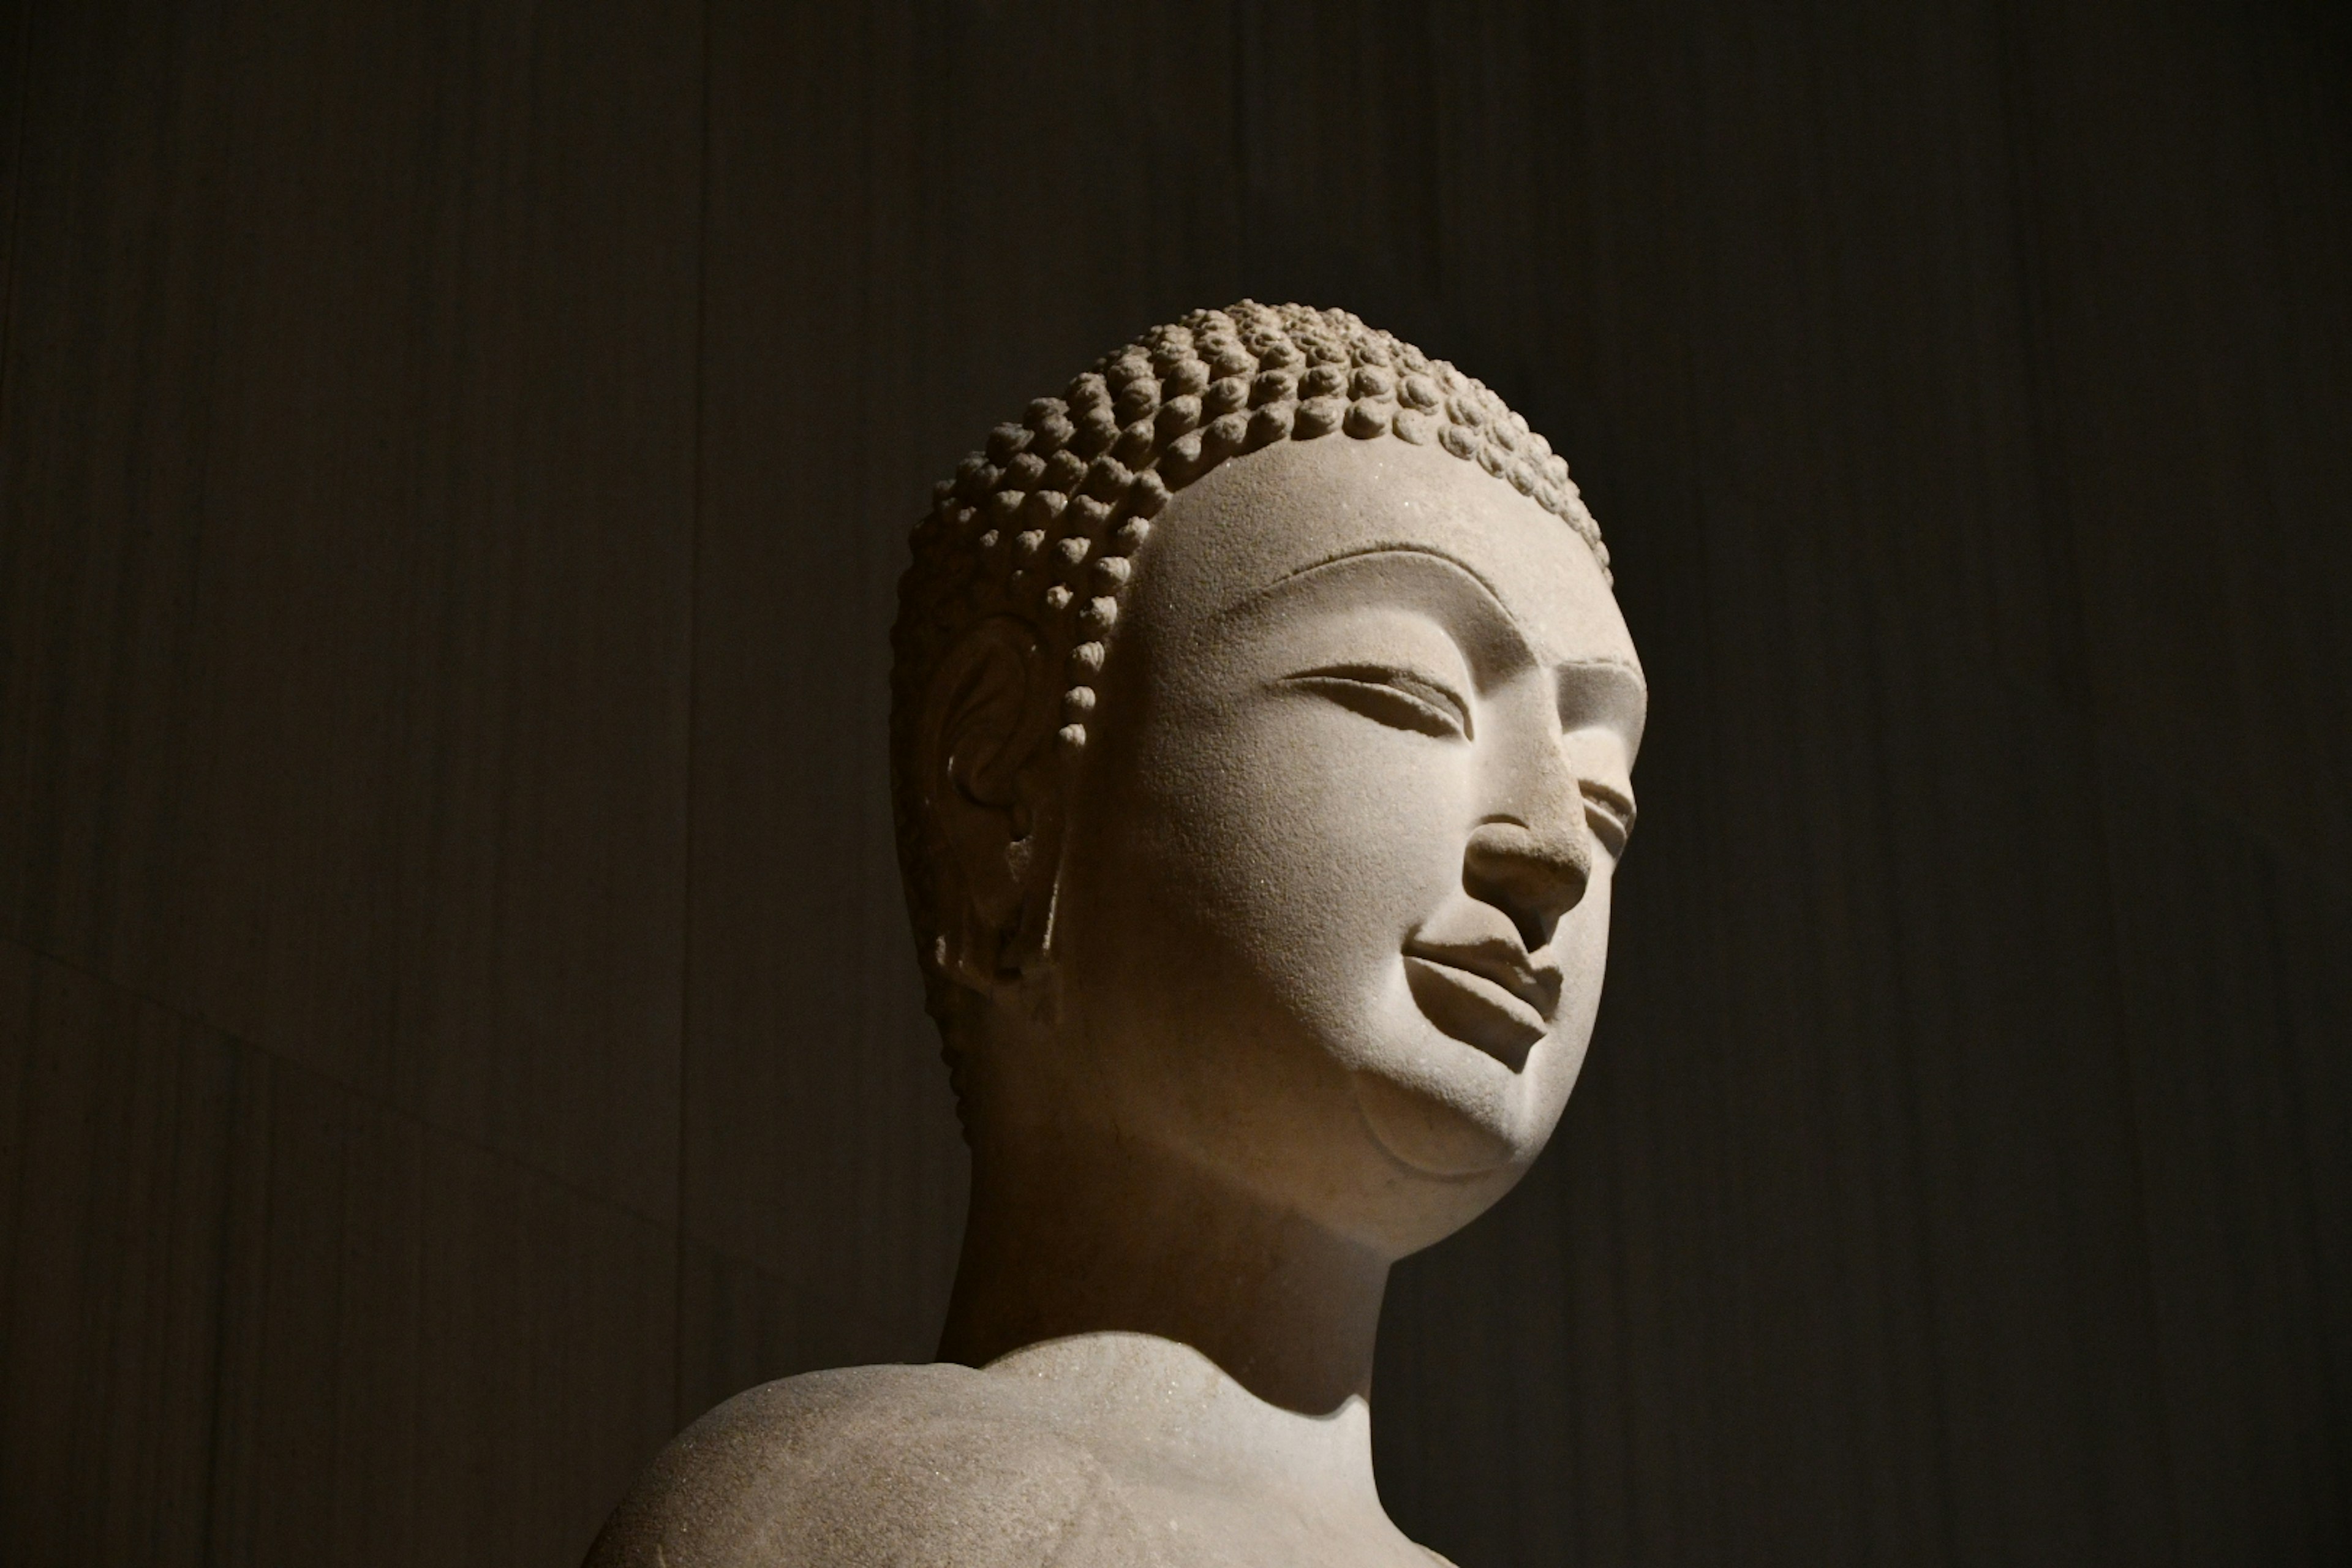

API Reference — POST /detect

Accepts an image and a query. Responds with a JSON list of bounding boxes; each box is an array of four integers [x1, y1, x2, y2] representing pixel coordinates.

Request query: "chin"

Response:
[[1337, 1080, 1534, 1254], [1336, 1017, 1577, 1250], [1352, 1068, 1523, 1173], [1341, 970, 1569, 1157]]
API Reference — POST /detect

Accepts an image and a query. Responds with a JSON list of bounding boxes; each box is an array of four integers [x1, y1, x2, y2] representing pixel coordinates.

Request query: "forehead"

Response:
[[1126, 435, 1640, 681]]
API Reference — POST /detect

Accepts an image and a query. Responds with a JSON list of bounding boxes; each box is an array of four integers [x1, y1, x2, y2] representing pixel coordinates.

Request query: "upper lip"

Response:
[[1401, 934, 1561, 1019]]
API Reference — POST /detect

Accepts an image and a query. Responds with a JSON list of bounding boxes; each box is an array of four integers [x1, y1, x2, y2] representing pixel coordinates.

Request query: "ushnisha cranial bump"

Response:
[[895, 303, 1608, 752], [891, 301, 1610, 1033]]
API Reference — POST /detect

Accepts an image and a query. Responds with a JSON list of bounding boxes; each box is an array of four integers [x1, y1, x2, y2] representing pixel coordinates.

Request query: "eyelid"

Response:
[[1284, 664, 1474, 738], [1581, 780, 1636, 856]]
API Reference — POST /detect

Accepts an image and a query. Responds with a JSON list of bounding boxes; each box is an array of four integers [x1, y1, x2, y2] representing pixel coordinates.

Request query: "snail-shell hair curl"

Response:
[[889, 301, 1610, 1090]]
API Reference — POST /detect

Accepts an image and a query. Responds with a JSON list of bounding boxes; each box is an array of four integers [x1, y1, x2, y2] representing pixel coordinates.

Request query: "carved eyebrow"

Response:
[[1260, 546, 1646, 738], [1234, 545, 1535, 674], [1557, 658, 1648, 748], [1267, 541, 1517, 609]]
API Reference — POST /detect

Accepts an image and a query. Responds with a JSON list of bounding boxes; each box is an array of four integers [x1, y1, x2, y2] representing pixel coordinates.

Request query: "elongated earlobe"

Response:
[[919, 616, 1066, 995]]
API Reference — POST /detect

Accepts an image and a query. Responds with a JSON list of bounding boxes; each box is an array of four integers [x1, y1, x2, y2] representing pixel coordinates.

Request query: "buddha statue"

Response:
[[586, 303, 1646, 1567]]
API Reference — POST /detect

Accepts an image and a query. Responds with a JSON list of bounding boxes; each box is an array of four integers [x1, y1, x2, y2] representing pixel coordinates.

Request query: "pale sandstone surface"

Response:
[[588, 1335, 1453, 1567], [587, 305, 1633, 1568]]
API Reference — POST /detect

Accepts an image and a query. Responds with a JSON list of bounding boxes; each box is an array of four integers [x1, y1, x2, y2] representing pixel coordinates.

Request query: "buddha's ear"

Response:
[[917, 616, 1067, 995]]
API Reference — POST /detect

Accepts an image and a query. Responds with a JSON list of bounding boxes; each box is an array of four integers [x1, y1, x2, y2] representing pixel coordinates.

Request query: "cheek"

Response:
[[1534, 870, 1616, 1097], [1109, 693, 1469, 1036], [1555, 865, 1615, 995]]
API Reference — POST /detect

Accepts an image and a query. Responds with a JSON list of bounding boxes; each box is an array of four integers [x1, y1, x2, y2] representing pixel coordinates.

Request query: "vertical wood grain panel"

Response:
[[0, 0, 701, 1221], [673, 1240, 924, 1431], [0, 940, 240, 1567], [682, 0, 961, 1368], [2099, 761, 2352, 1564], [2005, 0, 2352, 879], [682, 0, 1247, 1365], [1366, 0, 2347, 1561], [202, 1066, 680, 1568], [0, 0, 29, 392], [0, 937, 679, 1568]]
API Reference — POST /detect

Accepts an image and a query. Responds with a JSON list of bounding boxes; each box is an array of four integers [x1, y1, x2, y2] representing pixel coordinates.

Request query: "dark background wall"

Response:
[[2, 2, 2346, 1564]]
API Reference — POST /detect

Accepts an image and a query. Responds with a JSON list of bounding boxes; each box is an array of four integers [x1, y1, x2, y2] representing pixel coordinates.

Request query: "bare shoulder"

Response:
[[582, 1362, 1164, 1568]]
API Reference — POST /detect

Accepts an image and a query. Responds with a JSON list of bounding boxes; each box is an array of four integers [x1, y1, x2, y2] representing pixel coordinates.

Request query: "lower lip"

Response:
[[1403, 956, 1547, 1071]]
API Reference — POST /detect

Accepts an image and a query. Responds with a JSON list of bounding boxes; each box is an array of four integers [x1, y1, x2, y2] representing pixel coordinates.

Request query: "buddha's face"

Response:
[[1041, 435, 1645, 1257]]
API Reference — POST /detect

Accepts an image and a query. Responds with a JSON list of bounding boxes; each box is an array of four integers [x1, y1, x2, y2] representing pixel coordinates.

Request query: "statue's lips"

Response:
[[1401, 946, 1553, 1071]]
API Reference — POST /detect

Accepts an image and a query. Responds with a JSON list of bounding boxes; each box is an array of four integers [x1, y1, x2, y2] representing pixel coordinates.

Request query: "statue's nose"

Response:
[[1463, 811, 1591, 954]]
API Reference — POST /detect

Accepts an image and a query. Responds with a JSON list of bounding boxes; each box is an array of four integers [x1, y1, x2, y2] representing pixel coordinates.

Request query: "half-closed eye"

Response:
[[1581, 781, 1636, 859], [1283, 664, 1473, 740]]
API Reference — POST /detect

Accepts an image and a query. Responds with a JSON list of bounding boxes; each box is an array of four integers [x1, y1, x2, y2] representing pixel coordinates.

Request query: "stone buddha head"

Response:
[[584, 304, 1648, 1568], [894, 302, 1643, 1350]]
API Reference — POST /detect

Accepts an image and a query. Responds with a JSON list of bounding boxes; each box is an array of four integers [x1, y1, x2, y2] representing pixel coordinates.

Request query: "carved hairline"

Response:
[[888, 301, 1612, 1074]]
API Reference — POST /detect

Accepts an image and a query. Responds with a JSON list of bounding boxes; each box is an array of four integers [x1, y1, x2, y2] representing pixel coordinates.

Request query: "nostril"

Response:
[[1463, 820, 1591, 953], [1501, 895, 1551, 956]]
